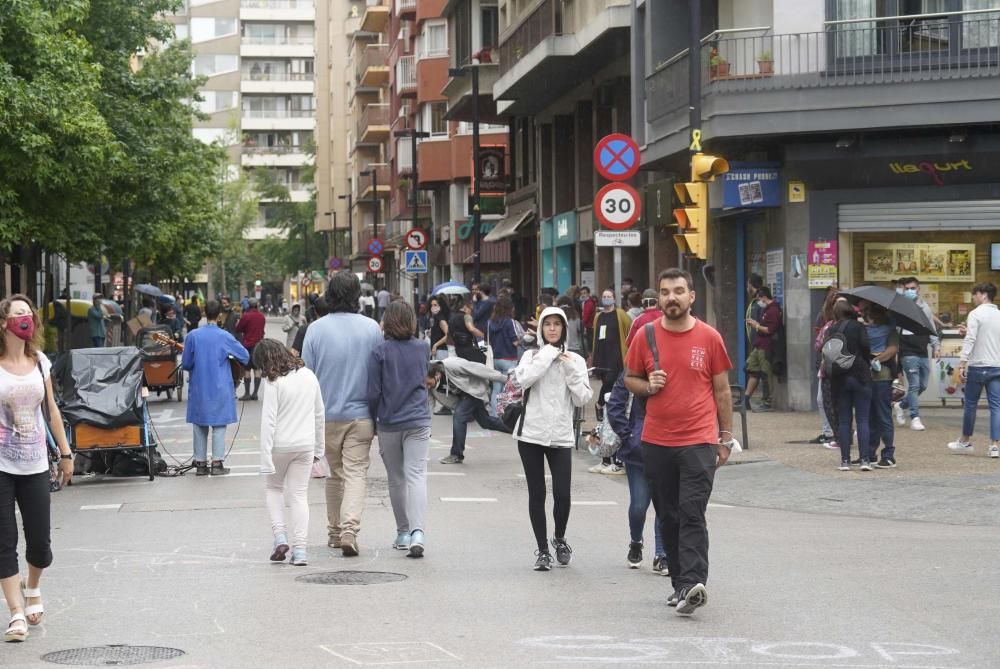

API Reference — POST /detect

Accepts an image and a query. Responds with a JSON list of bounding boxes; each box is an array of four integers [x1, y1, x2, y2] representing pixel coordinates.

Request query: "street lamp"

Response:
[[338, 192, 353, 268], [395, 128, 431, 238], [448, 62, 482, 284], [323, 210, 337, 261], [359, 168, 379, 287]]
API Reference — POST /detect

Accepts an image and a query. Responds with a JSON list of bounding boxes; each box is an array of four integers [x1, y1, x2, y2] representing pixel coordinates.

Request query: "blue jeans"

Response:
[[490, 358, 518, 415], [836, 376, 872, 462], [624, 462, 664, 557], [961, 366, 1000, 441], [869, 380, 895, 461], [91, 337, 104, 347], [193, 424, 227, 462], [900, 356, 931, 418], [450, 394, 510, 458]]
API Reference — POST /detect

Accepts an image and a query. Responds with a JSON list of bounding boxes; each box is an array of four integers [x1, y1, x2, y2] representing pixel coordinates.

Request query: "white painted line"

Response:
[[210, 472, 260, 477], [708, 502, 734, 508], [80, 504, 122, 511], [227, 465, 260, 470], [439, 497, 498, 503], [571, 501, 618, 506], [427, 472, 466, 477]]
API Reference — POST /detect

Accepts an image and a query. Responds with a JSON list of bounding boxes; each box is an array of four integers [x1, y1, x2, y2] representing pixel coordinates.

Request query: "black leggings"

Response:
[[0, 471, 52, 579], [517, 442, 572, 552]]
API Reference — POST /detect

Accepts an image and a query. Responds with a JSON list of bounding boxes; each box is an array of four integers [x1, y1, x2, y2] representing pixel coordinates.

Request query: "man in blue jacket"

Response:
[[181, 300, 250, 476]]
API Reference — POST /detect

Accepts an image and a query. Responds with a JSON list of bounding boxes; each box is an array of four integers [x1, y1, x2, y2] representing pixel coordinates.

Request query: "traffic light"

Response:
[[673, 182, 708, 260], [690, 153, 730, 182]]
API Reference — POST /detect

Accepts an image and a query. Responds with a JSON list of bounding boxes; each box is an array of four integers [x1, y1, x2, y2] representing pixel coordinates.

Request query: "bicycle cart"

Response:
[[138, 325, 183, 402], [56, 347, 157, 481]]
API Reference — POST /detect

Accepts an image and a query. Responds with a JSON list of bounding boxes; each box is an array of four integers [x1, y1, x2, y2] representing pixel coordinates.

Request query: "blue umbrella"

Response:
[[157, 293, 176, 305], [134, 283, 163, 297], [432, 281, 470, 296]]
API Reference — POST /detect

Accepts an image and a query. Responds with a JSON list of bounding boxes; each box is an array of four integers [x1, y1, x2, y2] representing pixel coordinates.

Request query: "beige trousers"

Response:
[[324, 419, 375, 540]]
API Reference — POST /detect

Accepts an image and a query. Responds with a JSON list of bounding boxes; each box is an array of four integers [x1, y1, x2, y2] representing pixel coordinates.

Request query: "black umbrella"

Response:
[[837, 286, 935, 336]]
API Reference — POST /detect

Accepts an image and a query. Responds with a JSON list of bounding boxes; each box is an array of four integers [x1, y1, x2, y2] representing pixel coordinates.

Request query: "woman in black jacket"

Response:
[[828, 301, 873, 471]]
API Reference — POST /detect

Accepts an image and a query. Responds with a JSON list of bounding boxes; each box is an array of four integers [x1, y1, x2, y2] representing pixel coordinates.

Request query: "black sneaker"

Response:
[[210, 461, 230, 476], [808, 433, 835, 444], [533, 550, 553, 571], [551, 537, 572, 566], [595, 405, 605, 422], [194, 461, 210, 476], [627, 541, 643, 569], [675, 583, 708, 615], [874, 457, 897, 468], [652, 555, 670, 576], [850, 458, 863, 466], [433, 407, 452, 415], [667, 590, 680, 607]]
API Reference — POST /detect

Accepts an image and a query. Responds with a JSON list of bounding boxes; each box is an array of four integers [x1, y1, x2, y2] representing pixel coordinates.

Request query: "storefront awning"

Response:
[[483, 209, 535, 243]]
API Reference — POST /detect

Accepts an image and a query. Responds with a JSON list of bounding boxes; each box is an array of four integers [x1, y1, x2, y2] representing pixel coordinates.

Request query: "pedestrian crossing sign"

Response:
[[404, 249, 428, 273]]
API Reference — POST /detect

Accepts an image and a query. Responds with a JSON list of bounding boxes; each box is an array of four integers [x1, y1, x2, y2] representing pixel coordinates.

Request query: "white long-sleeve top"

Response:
[[513, 342, 593, 449], [259, 367, 326, 474], [961, 302, 1000, 367]]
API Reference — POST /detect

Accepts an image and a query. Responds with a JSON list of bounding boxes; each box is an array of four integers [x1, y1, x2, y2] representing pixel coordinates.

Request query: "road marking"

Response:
[[439, 497, 498, 503], [227, 465, 260, 470], [427, 472, 466, 476], [571, 501, 617, 506], [80, 504, 122, 511], [211, 472, 260, 477], [320, 641, 461, 665], [707, 503, 734, 508]]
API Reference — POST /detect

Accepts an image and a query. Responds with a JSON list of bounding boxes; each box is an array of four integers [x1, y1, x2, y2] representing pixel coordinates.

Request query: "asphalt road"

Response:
[[3, 325, 999, 668]]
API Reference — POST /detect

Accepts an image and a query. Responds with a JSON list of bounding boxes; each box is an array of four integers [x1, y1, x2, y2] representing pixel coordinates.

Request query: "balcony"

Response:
[[241, 146, 312, 167], [240, 35, 315, 58], [396, 0, 416, 17], [356, 163, 391, 200], [356, 103, 390, 145], [441, 54, 502, 123], [241, 69, 314, 93], [396, 55, 416, 96], [391, 185, 431, 221], [357, 43, 390, 87], [240, 0, 314, 21], [360, 0, 389, 34], [643, 16, 1000, 160], [241, 108, 315, 131]]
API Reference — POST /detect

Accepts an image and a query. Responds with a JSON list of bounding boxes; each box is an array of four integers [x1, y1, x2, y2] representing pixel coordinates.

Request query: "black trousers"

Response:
[[642, 443, 717, 592], [0, 470, 53, 579], [517, 442, 572, 552]]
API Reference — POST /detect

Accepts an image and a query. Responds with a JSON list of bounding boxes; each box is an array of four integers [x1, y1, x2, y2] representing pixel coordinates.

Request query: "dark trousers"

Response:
[[835, 376, 873, 462], [517, 442, 572, 552], [869, 379, 895, 461], [642, 443, 717, 592], [450, 394, 510, 458], [0, 471, 53, 579]]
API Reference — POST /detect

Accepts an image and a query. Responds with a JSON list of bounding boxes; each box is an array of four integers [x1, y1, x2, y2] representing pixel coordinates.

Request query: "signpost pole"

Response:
[[614, 248, 622, 311]]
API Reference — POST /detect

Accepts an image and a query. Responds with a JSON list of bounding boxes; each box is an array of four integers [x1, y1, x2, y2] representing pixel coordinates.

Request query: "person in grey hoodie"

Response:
[[513, 306, 593, 571]]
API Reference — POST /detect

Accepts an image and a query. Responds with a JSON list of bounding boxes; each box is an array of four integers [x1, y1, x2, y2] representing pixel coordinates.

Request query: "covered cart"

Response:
[[138, 325, 183, 402]]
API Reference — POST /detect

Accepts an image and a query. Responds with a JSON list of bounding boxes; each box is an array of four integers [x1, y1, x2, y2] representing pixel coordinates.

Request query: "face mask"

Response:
[[758, 300, 767, 309], [430, 307, 440, 315], [601, 297, 615, 308], [904, 289, 918, 300], [6, 315, 34, 341]]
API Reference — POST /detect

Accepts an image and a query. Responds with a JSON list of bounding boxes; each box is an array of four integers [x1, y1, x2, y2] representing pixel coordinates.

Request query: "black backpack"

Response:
[[821, 322, 856, 376]]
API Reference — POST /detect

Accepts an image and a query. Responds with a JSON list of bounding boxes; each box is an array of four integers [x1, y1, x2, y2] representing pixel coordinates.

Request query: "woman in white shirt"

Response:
[[253, 339, 325, 566]]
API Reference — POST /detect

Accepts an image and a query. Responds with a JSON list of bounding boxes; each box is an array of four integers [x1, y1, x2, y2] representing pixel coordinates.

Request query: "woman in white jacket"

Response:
[[513, 306, 593, 571]]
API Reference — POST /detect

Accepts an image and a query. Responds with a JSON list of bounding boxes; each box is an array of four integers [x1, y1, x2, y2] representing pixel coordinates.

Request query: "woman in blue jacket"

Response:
[[606, 372, 667, 574]]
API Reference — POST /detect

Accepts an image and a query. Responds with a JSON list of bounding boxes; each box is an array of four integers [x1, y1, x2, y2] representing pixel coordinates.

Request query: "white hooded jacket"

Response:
[[513, 307, 594, 448]]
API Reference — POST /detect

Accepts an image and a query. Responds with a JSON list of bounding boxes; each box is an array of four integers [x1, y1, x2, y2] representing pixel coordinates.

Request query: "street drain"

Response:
[[41, 645, 185, 666], [296, 570, 408, 585]]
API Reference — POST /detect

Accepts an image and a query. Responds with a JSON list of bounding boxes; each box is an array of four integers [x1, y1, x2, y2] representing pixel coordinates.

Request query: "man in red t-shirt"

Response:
[[235, 298, 267, 400], [624, 268, 734, 616], [624, 288, 660, 348]]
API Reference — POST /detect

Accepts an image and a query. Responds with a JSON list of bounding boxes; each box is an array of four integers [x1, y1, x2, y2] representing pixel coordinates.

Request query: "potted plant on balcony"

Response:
[[709, 49, 730, 79], [757, 50, 774, 75]]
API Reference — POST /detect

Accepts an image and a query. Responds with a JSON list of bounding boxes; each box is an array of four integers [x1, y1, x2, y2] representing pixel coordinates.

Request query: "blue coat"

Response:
[[181, 324, 249, 426], [605, 372, 647, 466]]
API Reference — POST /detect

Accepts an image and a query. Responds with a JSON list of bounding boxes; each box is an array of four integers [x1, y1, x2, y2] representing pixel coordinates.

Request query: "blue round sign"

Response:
[[594, 133, 640, 181], [328, 257, 342, 270], [367, 238, 384, 257]]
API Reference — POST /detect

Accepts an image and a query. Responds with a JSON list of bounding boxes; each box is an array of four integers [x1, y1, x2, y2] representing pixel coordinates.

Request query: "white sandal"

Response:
[[4, 612, 28, 642], [21, 581, 43, 626]]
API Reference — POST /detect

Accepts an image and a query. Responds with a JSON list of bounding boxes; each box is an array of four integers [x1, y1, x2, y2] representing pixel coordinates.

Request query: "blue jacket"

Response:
[[368, 338, 432, 431], [605, 372, 646, 466], [303, 312, 383, 421], [181, 324, 249, 426]]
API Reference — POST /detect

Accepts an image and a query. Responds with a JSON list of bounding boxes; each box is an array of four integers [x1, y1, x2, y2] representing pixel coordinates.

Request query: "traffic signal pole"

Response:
[[688, 0, 704, 314]]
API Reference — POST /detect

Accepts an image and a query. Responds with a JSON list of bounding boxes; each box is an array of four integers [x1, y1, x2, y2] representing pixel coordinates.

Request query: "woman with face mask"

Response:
[[428, 297, 452, 415], [0, 295, 74, 642], [513, 307, 593, 571], [586, 289, 633, 474]]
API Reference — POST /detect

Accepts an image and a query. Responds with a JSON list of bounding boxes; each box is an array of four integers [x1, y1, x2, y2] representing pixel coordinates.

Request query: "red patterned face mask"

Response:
[[6, 315, 35, 341]]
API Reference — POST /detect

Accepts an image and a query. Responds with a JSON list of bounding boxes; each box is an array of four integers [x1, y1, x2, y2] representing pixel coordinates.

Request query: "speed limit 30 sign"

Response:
[[594, 183, 641, 230]]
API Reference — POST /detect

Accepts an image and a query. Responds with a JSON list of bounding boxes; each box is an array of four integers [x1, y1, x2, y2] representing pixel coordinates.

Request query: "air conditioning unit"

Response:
[[398, 103, 410, 119]]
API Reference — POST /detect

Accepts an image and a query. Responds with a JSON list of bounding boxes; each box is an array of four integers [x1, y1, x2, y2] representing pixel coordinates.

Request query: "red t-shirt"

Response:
[[624, 318, 732, 447], [625, 308, 661, 348], [235, 309, 266, 348]]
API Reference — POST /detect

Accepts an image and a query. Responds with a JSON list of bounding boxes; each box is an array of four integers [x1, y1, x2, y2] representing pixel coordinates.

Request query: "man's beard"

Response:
[[662, 302, 689, 321]]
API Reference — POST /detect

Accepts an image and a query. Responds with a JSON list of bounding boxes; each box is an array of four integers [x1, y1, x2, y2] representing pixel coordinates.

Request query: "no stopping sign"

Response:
[[594, 183, 641, 230]]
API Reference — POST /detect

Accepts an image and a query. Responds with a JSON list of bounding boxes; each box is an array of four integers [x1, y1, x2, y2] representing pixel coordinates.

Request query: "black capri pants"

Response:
[[0, 471, 53, 579]]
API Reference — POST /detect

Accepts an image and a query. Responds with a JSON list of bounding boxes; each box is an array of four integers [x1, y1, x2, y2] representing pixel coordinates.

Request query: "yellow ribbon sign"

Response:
[[689, 129, 703, 152]]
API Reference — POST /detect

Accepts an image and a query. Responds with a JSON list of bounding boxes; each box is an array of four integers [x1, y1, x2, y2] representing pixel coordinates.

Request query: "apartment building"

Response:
[[633, 0, 1000, 409], [169, 0, 316, 246]]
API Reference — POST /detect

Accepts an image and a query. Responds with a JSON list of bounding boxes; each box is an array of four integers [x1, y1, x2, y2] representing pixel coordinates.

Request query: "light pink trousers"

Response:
[[265, 451, 312, 550]]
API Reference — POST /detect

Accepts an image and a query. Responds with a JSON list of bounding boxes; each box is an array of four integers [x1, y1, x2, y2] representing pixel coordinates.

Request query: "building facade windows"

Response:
[[420, 102, 449, 137], [195, 90, 240, 114], [419, 20, 449, 59], [193, 54, 239, 76], [191, 16, 238, 42]]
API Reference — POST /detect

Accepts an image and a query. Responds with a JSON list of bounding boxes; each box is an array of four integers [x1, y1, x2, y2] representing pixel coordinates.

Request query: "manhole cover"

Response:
[[296, 570, 407, 585], [41, 645, 185, 666]]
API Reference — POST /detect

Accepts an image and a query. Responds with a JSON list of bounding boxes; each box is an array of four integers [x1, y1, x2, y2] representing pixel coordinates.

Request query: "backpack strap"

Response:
[[516, 386, 531, 437], [644, 323, 661, 372]]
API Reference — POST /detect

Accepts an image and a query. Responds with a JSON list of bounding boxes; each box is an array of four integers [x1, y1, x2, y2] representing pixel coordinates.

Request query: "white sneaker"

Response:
[[893, 402, 905, 426], [601, 464, 625, 476], [588, 463, 605, 474], [947, 440, 974, 453], [989, 445, 999, 458], [910, 417, 926, 431], [823, 441, 840, 450]]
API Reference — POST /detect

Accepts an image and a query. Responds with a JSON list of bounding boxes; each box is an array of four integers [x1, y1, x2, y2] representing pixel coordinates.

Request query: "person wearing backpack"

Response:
[[513, 307, 593, 571], [825, 300, 874, 471], [606, 371, 667, 574]]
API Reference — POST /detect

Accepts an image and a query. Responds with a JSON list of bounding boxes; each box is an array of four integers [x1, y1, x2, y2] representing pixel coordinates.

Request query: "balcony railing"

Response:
[[242, 145, 310, 154], [396, 55, 416, 93], [242, 35, 315, 46], [357, 103, 390, 140], [498, 0, 562, 79], [356, 163, 390, 197], [396, 0, 416, 15], [242, 109, 315, 118], [241, 0, 313, 8], [357, 43, 389, 81], [242, 70, 314, 81], [646, 16, 1000, 123]]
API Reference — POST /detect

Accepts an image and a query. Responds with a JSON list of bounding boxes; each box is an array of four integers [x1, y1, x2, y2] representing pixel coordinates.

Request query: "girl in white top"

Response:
[[513, 306, 593, 571], [0, 294, 74, 642], [253, 339, 325, 566]]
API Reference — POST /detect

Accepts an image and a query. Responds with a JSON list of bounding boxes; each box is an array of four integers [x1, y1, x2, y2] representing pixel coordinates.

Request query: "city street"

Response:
[[1, 322, 999, 668]]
